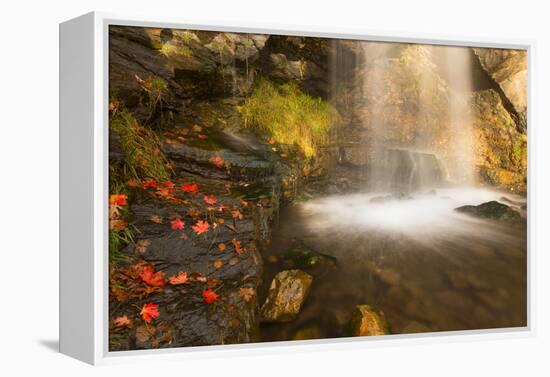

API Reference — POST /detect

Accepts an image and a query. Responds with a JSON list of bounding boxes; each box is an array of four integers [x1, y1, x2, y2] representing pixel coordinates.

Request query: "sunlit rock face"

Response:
[[473, 48, 528, 132], [331, 41, 527, 193]]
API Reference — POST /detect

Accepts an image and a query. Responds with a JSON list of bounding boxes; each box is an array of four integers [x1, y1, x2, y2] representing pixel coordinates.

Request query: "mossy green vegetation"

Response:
[[241, 77, 340, 158], [110, 106, 171, 183]]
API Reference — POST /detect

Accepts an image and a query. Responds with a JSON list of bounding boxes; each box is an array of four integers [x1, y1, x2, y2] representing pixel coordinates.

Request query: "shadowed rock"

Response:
[[454, 201, 521, 222]]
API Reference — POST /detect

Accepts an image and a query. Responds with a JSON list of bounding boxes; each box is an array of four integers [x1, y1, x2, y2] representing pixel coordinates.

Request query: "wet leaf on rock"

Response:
[[135, 239, 151, 253]]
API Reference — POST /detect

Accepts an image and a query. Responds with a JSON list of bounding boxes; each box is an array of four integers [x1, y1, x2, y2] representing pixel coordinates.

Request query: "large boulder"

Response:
[[260, 270, 313, 322], [350, 304, 389, 336], [454, 200, 522, 222], [473, 48, 528, 132]]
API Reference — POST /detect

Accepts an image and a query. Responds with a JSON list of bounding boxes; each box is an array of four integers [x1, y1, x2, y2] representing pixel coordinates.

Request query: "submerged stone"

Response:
[[454, 200, 522, 222], [350, 304, 389, 336], [260, 270, 313, 322]]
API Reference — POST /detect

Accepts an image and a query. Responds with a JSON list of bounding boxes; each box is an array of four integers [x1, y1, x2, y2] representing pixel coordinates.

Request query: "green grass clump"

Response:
[[110, 106, 171, 182], [241, 78, 340, 158]]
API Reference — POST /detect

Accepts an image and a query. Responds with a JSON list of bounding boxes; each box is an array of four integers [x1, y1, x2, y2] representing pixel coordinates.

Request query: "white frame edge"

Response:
[[59, 11, 536, 365]]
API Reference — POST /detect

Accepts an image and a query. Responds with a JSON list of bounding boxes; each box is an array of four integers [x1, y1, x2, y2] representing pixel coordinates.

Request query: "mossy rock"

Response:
[[350, 304, 389, 336]]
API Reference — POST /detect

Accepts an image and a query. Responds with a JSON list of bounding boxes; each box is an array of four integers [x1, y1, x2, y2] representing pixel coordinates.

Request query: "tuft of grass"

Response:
[[110, 106, 171, 182], [241, 77, 340, 158], [159, 43, 193, 58], [109, 226, 134, 265]]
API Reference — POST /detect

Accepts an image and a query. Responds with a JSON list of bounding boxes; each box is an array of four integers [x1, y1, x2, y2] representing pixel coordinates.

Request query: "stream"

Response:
[[259, 187, 527, 341]]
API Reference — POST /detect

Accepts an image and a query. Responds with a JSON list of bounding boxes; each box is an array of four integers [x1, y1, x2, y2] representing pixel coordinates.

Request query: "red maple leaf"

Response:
[[203, 195, 218, 206], [202, 289, 218, 304], [232, 239, 245, 255], [142, 180, 158, 189], [192, 220, 210, 235], [170, 218, 185, 230], [198, 134, 207, 139], [109, 194, 128, 206], [168, 272, 188, 285], [140, 303, 160, 323], [139, 266, 166, 287], [181, 183, 199, 193], [156, 187, 176, 198]]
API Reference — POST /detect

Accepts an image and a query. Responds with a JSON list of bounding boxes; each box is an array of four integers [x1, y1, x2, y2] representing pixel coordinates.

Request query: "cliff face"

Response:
[[331, 42, 527, 193]]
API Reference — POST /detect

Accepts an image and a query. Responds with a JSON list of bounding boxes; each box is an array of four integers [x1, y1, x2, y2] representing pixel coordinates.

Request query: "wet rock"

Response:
[[260, 270, 313, 322], [350, 304, 389, 336], [401, 320, 432, 334], [292, 326, 321, 340], [454, 201, 522, 222], [281, 244, 337, 277]]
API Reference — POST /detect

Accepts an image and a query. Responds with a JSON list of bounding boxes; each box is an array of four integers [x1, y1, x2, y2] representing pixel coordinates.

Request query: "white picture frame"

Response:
[[60, 11, 536, 365]]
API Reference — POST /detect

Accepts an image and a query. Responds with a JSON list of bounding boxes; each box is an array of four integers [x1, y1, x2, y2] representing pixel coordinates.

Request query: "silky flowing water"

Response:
[[259, 187, 527, 341]]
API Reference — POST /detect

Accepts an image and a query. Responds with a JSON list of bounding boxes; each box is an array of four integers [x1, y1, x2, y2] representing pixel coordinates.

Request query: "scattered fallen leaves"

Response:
[[170, 218, 185, 230], [198, 134, 207, 139], [142, 180, 158, 189], [228, 257, 239, 266], [112, 315, 132, 329], [181, 183, 199, 193], [192, 220, 210, 235], [140, 303, 160, 323], [213, 260, 223, 269], [109, 194, 128, 206], [231, 210, 243, 220], [168, 272, 188, 285], [203, 194, 218, 206], [207, 277, 221, 288], [187, 208, 201, 218], [217, 243, 226, 251], [139, 266, 166, 287], [149, 215, 163, 224], [202, 289, 218, 304], [156, 187, 176, 198], [239, 288, 255, 302], [135, 239, 151, 254]]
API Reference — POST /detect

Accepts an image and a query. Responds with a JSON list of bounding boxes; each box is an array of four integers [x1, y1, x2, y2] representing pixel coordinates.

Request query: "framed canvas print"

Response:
[[60, 12, 533, 365]]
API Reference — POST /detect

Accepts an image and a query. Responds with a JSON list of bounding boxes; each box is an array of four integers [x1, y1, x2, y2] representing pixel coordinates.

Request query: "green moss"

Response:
[[159, 42, 192, 58], [110, 107, 171, 182], [241, 77, 340, 158]]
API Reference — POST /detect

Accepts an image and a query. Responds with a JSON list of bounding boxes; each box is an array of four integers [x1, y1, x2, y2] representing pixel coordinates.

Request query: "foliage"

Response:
[[110, 106, 171, 183], [241, 77, 340, 158]]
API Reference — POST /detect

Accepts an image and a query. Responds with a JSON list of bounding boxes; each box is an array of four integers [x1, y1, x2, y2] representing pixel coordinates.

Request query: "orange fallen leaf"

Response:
[[161, 181, 175, 188], [210, 155, 225, 168], [168, 272, 188, 285], [170, 218, 185, 230], [109, 194, 128, 206], [213, 260, 223, 269], [135, 239, 151, 253], [192, 220, 210, 235], [218, 243, 226, 251], [239, 288, 255, 302], [203, 195, 218, 206], [150, 215, 163, 224], [232, 239, 245, 255], [181, 183, 199, 193], [202, 289, 218, 304], [112, 315, 132, 329], [139, 266, 166, 287], [110, 219, 128, 231], [231, 210, 243, 220], [142, 180, 158, 189], [140, 303, 160, 323]]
